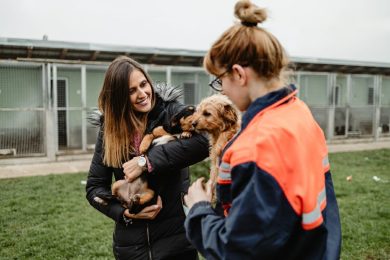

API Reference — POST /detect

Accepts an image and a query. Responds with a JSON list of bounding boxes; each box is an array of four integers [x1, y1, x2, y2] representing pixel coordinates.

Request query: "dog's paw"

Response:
[[139, 141, 150, 154], [152, 135, 175, 146], [131, 194, 141, 205], [180, 131, 192, 138]]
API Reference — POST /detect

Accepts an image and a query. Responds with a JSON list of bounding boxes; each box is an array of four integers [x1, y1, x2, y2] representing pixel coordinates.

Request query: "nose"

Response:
[[137, 88, 147, 97], [192, 121, 198, 127]]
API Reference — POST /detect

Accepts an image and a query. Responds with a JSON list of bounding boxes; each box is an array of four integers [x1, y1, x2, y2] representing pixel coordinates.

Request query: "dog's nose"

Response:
[[192, 121, 198, 127]]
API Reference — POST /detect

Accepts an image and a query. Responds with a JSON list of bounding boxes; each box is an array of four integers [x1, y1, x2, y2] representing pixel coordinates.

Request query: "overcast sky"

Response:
[[1, 0, 389, 63]]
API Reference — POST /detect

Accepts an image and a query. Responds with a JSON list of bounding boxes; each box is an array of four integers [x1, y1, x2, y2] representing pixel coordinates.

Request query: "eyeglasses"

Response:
[[208, 70, 230, 92]]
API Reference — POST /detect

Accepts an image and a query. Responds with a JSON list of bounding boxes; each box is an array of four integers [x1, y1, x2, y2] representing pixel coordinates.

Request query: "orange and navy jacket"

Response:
[[185, 85, 341, 260]]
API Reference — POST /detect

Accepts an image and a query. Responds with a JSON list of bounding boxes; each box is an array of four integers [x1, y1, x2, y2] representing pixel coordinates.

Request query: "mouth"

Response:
[[183, 125, 195, 132], [136, 97, 149, 106], [192, 124, 204, 131]]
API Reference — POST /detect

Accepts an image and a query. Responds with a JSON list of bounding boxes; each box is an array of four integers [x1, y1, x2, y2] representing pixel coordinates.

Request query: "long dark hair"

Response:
[[98, 56, 155, 167]]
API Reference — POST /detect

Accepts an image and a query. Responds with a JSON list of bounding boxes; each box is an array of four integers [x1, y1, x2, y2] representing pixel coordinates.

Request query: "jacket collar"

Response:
[[241, 84, 297, 130], [146, 83, 183, 132]]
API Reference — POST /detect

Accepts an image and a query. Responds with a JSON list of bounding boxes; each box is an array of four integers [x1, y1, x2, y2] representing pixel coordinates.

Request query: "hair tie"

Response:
[[241, 21, 257, 27]]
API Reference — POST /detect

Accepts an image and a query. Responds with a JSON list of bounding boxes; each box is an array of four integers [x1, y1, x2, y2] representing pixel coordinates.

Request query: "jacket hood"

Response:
[[154, 83, 183, 102], [88, 83, 183, 127]]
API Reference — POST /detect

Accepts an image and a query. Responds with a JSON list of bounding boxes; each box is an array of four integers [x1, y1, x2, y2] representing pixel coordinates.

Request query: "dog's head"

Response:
[[167, 105, 196, 133], [192, 94, 240, 134]]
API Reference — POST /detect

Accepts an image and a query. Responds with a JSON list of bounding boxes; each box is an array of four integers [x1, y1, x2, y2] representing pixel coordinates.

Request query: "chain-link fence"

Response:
[[0, 62, 45, 158], [1, 60, 389, 162]]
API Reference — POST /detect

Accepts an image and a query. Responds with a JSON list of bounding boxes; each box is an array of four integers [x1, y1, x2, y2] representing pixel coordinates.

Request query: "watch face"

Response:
[[138, 156, 147, 167]]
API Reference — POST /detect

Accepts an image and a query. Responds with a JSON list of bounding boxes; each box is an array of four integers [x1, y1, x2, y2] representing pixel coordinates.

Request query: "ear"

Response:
[[188, 105, 195, 112], [170, 115, 179, 126], [231, 64, 247, 87], [223, 104, 238, 124]]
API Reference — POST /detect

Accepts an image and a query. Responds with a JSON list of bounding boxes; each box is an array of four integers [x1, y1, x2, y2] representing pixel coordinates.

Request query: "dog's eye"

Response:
[[203, 111, 211, 117]]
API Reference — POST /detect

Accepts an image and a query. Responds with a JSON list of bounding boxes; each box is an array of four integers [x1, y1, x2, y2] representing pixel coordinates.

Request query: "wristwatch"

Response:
[[137, 155, 147, 168]]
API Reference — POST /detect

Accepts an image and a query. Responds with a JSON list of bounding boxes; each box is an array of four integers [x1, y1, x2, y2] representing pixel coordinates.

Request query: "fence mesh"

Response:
[[1, 62, 389, 160], [0, 63, 45, 158]]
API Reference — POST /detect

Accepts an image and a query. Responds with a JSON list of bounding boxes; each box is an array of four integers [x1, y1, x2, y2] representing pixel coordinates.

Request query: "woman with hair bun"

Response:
[[184, 1, 341, 259]]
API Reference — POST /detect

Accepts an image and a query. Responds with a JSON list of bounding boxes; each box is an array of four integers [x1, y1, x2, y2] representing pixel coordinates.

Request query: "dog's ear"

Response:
[[183, 105, 196, 118], [223, 104, 238, 125], [187, 105, 196, 113], [170, 115, 179, 127], [171, 105, 195, 126]]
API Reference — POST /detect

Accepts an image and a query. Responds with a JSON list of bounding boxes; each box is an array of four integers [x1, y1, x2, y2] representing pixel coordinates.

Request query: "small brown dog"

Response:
[[109, 105, 196, 213], [111, 173, 155, 213], [191, 94, 241, 198], [139, 105, 196, 154]]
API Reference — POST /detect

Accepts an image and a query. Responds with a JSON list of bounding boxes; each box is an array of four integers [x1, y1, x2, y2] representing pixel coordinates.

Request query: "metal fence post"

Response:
[[45, 63, 56, 161], [81, 65, 87, 151]]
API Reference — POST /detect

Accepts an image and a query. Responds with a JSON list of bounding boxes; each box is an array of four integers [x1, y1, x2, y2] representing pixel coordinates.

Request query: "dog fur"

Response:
[[110, 105, 196, 213], [191, 94, 241, 198], [111, 173, 155, 213], [139, 105, 196, 154]]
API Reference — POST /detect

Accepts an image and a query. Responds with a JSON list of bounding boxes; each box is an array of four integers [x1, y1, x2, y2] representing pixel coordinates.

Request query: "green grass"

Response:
[[329, 149, 390, 260], [0, 149, 389, 259], [0, 174, 113, 259]]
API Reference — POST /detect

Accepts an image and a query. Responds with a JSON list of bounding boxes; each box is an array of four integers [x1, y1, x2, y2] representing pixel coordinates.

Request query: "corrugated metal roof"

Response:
[[1, 37, 389, 75]]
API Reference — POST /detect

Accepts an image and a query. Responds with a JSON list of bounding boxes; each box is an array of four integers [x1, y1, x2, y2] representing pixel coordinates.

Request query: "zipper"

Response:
[[146, 223, 153, 260]]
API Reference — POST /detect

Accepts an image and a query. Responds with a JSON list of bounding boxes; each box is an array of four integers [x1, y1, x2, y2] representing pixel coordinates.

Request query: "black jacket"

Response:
[[86, 85, 209, 260]]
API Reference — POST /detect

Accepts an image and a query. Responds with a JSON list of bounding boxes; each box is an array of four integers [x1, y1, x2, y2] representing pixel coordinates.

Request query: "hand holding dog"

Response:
[[124, 196, 162, 220], [184, 178, 213, 209], [123, 156, 146, 182]]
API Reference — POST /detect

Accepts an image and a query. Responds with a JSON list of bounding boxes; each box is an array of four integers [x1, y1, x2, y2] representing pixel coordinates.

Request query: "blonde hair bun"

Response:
[[234, 0, 267, 25]]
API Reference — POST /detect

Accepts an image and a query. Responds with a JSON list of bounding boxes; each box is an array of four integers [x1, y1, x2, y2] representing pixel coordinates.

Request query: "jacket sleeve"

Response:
[[146, 132, 209, 173], [85, 129, 126, 223], [146, 100, 210, 173], [184, 162, 298, 259]]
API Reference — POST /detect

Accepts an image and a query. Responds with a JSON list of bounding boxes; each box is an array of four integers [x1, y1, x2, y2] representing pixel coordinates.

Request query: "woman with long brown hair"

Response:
[[86, 56, 208, 259], [184, 1, 341, 259]]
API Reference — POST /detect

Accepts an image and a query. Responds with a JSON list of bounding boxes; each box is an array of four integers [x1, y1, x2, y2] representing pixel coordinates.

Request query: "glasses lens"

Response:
[[214, 79, 222, 91], [209, 78, 222, 92]]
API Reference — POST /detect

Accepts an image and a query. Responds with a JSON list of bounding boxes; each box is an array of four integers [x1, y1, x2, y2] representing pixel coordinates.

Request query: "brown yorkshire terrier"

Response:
[[191, 94, 241, 201]]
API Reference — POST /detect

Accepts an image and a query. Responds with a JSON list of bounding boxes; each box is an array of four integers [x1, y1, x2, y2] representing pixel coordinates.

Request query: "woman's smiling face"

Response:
[[128, 69, 153, 113]]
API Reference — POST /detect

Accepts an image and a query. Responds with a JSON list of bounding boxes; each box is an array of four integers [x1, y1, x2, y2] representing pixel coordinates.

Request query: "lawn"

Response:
[[0, 149, 389, 259]]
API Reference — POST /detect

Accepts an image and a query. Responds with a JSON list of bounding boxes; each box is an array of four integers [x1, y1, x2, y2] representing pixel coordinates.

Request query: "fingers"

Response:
[[122, 158, 142, 182], [149, 196, 162, 219], [185, 177, 212, 209], [131, 196, 162, 220], [156, 196, 162, 207], [187, 177, 206, 194], [124, 209, 135, 219], [183, 194, 190, 208], [122, 159, 134, 170], [142, 196, 162, 213], [142, 204, 161, 214], [194, 177, 205, 189], [205, 179, 213, 199]]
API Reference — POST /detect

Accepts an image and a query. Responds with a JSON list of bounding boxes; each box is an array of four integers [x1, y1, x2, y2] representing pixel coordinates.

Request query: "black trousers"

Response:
[[114, 246, 198, 260], [161, 249, 199, 260]]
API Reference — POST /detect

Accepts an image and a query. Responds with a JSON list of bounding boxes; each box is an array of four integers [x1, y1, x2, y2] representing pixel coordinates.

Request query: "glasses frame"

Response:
[[208, 69, 230, 92]]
